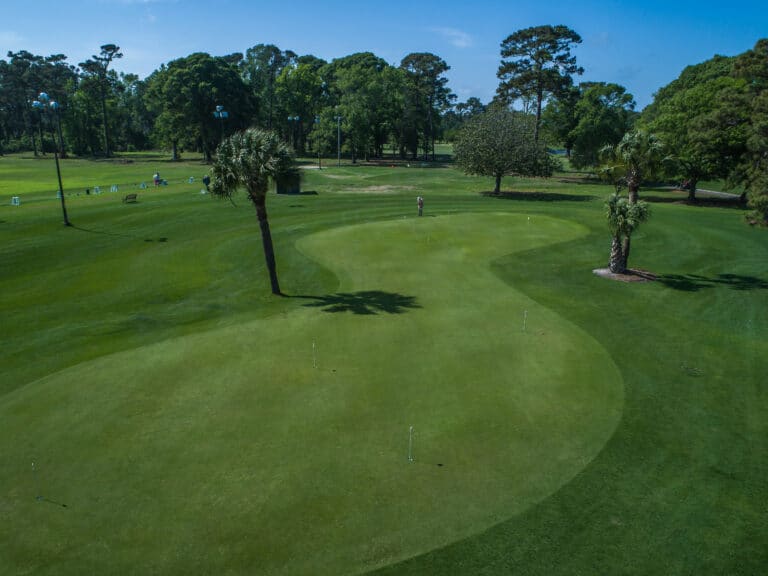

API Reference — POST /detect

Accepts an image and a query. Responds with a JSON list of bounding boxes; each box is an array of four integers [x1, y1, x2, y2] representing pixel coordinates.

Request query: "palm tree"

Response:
[[605, 192, 650, 273], [602, 129, 665, 204], [209, 129, 299, 295]]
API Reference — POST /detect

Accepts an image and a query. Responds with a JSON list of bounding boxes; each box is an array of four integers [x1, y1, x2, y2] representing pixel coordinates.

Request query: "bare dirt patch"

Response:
[[593, 268, 657, 283]]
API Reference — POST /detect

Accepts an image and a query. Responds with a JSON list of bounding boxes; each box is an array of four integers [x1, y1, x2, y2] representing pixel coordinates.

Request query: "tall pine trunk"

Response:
[[100, 82, 110, 157], [253, 195, 281, 295]]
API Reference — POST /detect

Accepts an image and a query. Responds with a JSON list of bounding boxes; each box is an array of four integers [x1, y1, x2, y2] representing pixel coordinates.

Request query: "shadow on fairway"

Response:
[[657, 273, 768, 292], [73, 224, 169, 243], [293, 290, 420, 315], [481, 191, 595, 202], [642, 195, 746, 209]]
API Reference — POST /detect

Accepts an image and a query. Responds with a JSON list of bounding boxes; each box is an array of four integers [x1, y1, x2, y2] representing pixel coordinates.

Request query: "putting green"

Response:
[[1, 213, 623, 575]]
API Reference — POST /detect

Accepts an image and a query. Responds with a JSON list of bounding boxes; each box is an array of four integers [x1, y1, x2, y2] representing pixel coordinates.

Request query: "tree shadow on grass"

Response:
[[293, 291, 420, 315], [481, 191, 596, 202], [642, 195, 746, 209], [72, 224, 168, 243], [657, 273, 768, 292]]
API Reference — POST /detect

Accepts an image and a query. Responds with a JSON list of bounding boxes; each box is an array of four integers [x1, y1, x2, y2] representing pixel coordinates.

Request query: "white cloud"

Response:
[[432, 27, 472, 49]]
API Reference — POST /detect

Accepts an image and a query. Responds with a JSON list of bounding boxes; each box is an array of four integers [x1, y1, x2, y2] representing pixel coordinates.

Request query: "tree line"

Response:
[[1, 30, 765, 224], [0, 44, 458, 163]]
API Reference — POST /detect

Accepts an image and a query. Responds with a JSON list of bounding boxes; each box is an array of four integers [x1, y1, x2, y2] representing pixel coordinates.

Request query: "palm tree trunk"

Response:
[[621, 235, 631, 272], [609, 235, 625, 273], [628, 183, 639, 205], [253, 196, 281, 295]]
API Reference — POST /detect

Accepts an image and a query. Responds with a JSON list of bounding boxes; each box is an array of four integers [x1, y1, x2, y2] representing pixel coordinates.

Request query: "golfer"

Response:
[[417, 195, 424, 216]]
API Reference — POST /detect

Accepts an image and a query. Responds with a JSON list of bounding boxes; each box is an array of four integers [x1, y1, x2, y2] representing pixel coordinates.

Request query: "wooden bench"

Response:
[[123, 193, 138, 204]]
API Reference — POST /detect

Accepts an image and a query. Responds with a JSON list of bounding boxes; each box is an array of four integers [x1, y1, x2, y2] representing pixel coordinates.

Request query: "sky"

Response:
[[2, 0, 767, 110]]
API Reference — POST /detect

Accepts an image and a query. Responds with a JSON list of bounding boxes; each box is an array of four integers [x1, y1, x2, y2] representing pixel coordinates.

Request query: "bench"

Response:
[[123, 193, 138, 204]]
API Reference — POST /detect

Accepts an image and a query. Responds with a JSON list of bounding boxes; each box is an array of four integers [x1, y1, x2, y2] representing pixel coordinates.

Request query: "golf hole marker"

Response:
[[408, 425, 414, 462]]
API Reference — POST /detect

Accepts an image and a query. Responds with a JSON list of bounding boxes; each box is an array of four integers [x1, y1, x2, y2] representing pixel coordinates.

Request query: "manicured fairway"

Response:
[[1, 154, 766, 575], [1, 213, 622, 575]]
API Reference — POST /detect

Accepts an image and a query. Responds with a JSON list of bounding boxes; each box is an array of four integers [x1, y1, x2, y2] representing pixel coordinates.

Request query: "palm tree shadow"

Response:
[[293, 291, 420, 315], [72, 225, 168, 243], [657, 273, 768, 292]]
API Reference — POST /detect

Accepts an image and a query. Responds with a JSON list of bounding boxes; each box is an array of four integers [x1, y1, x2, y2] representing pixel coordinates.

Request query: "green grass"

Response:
[[1, 153, 766, 575]]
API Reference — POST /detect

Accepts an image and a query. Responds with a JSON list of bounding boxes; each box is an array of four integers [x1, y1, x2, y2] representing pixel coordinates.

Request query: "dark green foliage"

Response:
[[239, 44, 297, 130], [640, 55, 741, 201], [541, 85, 581, 155], [320, 53, 404, 161], [400, 52, 455, 160], [569, 83, 636, 169], [275, 61, 327, 153], [497, 25, 584, 142], [79, 44, 123, 156], [454, 109, 556, 193], [145, 53, 253, 162], [731, 39, 768, 223], [600, 129, 665, 204]]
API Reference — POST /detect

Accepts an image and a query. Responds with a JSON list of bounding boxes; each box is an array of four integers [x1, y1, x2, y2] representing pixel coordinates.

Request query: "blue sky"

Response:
[[2, 0, 766, 109]]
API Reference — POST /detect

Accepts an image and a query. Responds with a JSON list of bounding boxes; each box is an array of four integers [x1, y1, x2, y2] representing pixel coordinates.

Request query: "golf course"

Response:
[[1, 152, 766, 575]]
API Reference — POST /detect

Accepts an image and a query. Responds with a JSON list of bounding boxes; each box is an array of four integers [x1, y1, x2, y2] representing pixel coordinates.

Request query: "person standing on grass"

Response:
[[417, 195, 424, 216]]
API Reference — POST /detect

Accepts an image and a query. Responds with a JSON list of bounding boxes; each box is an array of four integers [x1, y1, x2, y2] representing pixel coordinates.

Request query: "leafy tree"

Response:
[[641, 55, 736, 125], [728, 39, 768, 223], [275, 60, 327, 153], [497, 25, 583, 143], [400, 52, 455, 160], [541, 85, 580, 156], [442, 97, 486, 142], [209, 129, 298, 295], [240, 44, 296, 130], [113, 73, 154, 151], [455, 97, 486, 118], [66, 83, 102, 156], [145, 53, 252, 161], [322, 53, 402, 161], [0, 50, 76, 155], [454, 108, 555, 193], [570, 82, 636, 169], [79, 44, 123, 156], [641, 55, 741, 201], [605, 192, 650, 273]]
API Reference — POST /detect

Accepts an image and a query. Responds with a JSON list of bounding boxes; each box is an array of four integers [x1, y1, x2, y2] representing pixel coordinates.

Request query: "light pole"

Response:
[[213, 105, 229, 142], [334, 114, 342, 167], [32, 92, 70, 226]]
